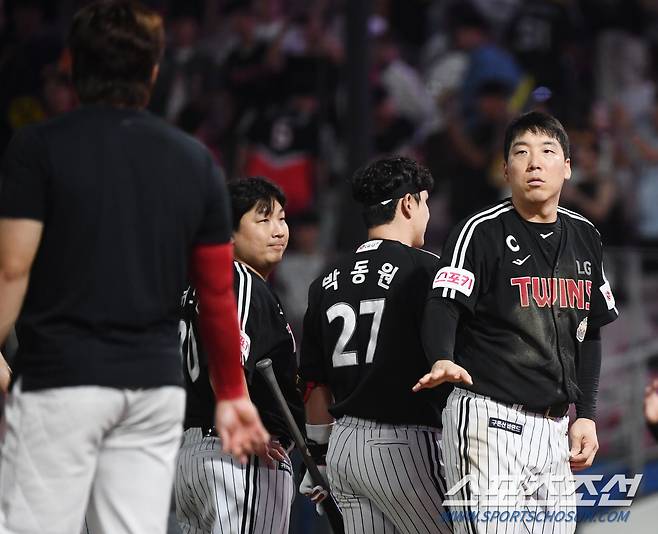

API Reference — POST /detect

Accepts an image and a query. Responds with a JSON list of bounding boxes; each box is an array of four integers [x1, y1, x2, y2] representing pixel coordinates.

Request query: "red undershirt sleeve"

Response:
[[190, 243, 245, 401]]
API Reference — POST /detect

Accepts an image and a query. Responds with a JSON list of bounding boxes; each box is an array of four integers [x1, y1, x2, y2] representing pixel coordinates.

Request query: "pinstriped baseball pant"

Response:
[[442, 388, 576, 534], [327, 415, 453, 534], [174, 428, 293, 534]]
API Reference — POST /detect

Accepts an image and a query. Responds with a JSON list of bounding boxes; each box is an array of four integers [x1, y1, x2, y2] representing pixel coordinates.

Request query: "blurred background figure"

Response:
[[448, 2, 521, 129], [149, 0, 218, 123], [272, 210, 326, 337], [236, 62, 323, 217], [372, 31, 437, 141], [371, 84, 415, 157], [561, 131, 627, 248]]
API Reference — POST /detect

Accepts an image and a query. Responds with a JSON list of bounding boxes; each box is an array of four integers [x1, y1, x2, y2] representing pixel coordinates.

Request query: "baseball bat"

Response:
[[256, 358, 345, 534]]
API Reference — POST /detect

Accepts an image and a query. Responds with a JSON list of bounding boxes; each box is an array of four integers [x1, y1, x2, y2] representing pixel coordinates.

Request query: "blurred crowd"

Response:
[[5, 0, 658, 326]]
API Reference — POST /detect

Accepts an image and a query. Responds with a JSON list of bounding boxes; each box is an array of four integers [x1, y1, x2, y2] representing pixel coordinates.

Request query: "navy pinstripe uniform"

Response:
[[174, 261, 304, 534], [425, 200, 618, 534], [300, 239, 453, 534]]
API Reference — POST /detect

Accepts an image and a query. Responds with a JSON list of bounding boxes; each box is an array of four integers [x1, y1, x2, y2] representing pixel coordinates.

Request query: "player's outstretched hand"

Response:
[[569, 418, 599, 472], [644, 379, 658, 425], [299, 465, 329, 514], [215, 396, 270, 464], [412, 359, 473, 392]]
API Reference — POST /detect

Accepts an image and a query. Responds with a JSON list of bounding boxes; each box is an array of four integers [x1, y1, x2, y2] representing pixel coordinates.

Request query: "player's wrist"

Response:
[[431, 357, 455, 368], [214, 382, 248, 402], [306, 423, 333, 466], [574, 415, 596, 425]]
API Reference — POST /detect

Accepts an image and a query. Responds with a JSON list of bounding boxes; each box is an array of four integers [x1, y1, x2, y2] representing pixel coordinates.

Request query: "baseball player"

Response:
[[300, 156, 453, 534], [415, 111, 619, 533], [174, 177, 304, 534]]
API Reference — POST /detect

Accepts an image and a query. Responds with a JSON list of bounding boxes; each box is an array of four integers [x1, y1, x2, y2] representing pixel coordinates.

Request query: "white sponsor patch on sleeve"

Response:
[[356, 239, 383, 253], [239, 330, 251, 365], [599, 281, 616, 310], [432, 267, 475, 297]]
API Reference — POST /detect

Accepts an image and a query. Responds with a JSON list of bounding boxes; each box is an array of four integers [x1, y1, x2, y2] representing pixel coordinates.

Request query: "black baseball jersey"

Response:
[[426, 199, 618, 407], [181, 261, 304, 440], [300, 239, 451, 426]]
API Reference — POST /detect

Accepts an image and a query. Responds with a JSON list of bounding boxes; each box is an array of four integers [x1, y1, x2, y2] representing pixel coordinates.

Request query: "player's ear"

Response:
[[564, 158, 572, 181], [503, 161, 509, 183], [400, 194, 414, 219]]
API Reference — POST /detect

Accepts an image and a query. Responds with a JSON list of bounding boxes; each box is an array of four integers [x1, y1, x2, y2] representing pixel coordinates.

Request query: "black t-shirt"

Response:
[[182, 262, 304, 440], [300, 239, 451, 427], [0, 104, 232, 390], [425, 199, 618, 406]]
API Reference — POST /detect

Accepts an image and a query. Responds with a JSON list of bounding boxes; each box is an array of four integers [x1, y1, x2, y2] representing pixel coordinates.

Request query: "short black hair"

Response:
[[503, 111, 570, 162], [228, 177, 287, 231], [351, 156, 434, 228], [68, 0, 164, 107]]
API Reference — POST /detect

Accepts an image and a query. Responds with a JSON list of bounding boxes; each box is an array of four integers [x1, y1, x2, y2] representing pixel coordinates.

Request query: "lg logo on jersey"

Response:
[[577, 260, 592, 275]]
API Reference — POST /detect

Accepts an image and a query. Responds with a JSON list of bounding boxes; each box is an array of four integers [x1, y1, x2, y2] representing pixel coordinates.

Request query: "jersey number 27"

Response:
[[326, 298, 385, 367]]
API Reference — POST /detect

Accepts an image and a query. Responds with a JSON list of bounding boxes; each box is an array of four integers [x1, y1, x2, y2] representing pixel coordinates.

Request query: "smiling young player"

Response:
[[416, 111, 618, 533], [175, 177, 304, 534]]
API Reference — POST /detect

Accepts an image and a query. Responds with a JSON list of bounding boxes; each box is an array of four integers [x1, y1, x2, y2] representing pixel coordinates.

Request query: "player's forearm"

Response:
[[305, 384, 334, 425], [191, 243, 246, 401], [0, 218, 43, 344], [421, 297, 460, 365], [0, 269, 30, 345], [575, 329, 602, 420]]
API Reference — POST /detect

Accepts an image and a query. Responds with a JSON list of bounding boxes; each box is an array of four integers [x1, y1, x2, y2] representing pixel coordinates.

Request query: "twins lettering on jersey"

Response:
[[511, 276, 592, 310], [321, 260, 400, 291], [510, 276, 615, 311]]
